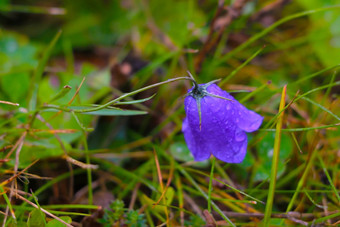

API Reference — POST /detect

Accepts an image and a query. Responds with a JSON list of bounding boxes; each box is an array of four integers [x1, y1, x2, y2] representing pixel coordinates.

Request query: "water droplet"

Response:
[[267, 149, 273, 157], [235, 130, 246, 142]]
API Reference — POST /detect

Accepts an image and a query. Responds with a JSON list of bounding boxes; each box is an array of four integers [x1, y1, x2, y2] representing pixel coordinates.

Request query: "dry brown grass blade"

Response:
[[0, 159, 39, 187], [63, 155, 98, 169], [153, 157, 174, 207], [0, 100, 19, 106], [152, 149, 169, 225]]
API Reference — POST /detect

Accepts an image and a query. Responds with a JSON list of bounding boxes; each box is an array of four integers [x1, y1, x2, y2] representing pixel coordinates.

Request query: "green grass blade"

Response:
[[317, 154, 340, 203], [0, 185, 15, 221], [207, 157, 216, 212], [48, 85, 72, 103], [285, 149, 318, 213], [239, 81, 271, 104], [263, 85, 287, 226], [177, 164, 235, 226], [312, 211, 340, 224], [264, 80, 340, 129], [302, 97, 340, 121], [28, 30, 62, 111], [219, 46, 265, 87], [216, 6, 340, 64], [260, 123, 340, 132], [187, 168, 264, 204], [292, 64, 340, 86]]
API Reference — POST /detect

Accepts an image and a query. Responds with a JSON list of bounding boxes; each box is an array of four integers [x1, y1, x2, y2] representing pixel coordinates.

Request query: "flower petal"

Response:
[[182, 96, 211, 161], [203, 95, 248, 163], [206, 84, 263, 132], [234, 104, 263, 132], [182, 82, 263, 163]]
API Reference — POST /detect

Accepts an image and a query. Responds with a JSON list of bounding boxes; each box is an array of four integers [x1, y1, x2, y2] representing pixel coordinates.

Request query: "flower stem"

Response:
[[208, 157, 216, 212]]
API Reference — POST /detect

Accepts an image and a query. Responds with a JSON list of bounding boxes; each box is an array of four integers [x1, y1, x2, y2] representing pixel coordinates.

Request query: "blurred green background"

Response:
[[0, 0, 339, 226]]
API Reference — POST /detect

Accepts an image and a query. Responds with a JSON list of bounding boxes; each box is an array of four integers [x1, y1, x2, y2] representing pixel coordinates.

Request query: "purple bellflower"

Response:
[[182, 74, 263, 163]]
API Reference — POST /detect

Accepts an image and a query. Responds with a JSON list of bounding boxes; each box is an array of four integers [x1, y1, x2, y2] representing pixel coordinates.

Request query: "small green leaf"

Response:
[[114, 94, 156, 105], [68, 106, 148, 116], [170, 142, 193, 162], [27, 208, 46, 227], [49, 85, 72, 103], [140, 186, 174, 214], [0, 72, 30, 103], [169, 142, 209, 168], [254, 132, 293, 181], [46, 216, 72, 227]]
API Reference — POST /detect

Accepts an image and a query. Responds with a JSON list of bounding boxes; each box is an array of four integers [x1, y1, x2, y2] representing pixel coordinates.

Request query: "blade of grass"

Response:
[[219, 46, 265, 87], [215, 6, 340, 65], [133, 51, 179, 89], [292, 64, 340, 86], [312, 211, 340, 224], [42, 204, 100, 209], [48, 85, 72, 103], [208, 157, 216, 212], [285, 149, 318, 213], [186, 167, 264, 204], [42, 210, 90, 216], [301, 97, 340, 121], [0, 185, 15, 221], [263, 85, 287, 226], [30, 191, 47, 226], [82, 133, 92, 206], [317, 154, 340, 203], [239, 81, 271, 104], [175, 172, 185, 227], [177, 165, 235, 226], [264, 80, 340, 129], [153, 150, 169, 225], [260, 123, 340, 132], [62, 38, 75, 74], [28, 30, 62, 111]]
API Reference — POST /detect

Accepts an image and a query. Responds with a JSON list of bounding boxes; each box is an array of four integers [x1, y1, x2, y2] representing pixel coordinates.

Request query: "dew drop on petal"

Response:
[[235, 130, 246, 142]]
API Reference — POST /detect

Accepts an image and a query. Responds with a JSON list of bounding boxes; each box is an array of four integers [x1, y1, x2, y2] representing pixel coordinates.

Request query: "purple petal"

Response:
[[206, 84, 263, 132], [202, 95, 248, 163], [182, 83, 263, 163], [234, 104, 263, 132], [183, 96, 211, 161]]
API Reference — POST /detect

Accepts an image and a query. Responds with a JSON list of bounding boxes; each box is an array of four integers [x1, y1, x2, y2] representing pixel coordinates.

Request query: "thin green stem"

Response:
[[208, 157, 216, 212], [82, 133, 93, 206], [42, 77, 193, 114], [219, 46, 265, 87], [317, 154, 340, 203], [259, 123, 340, 132]]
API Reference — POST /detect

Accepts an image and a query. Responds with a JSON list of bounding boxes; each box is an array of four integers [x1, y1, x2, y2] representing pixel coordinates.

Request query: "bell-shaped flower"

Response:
[[182, 80, 263, 163]]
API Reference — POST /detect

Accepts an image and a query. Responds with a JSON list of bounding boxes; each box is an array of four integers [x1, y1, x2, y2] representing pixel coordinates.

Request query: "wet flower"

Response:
[[182, 77, 263, 163]]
